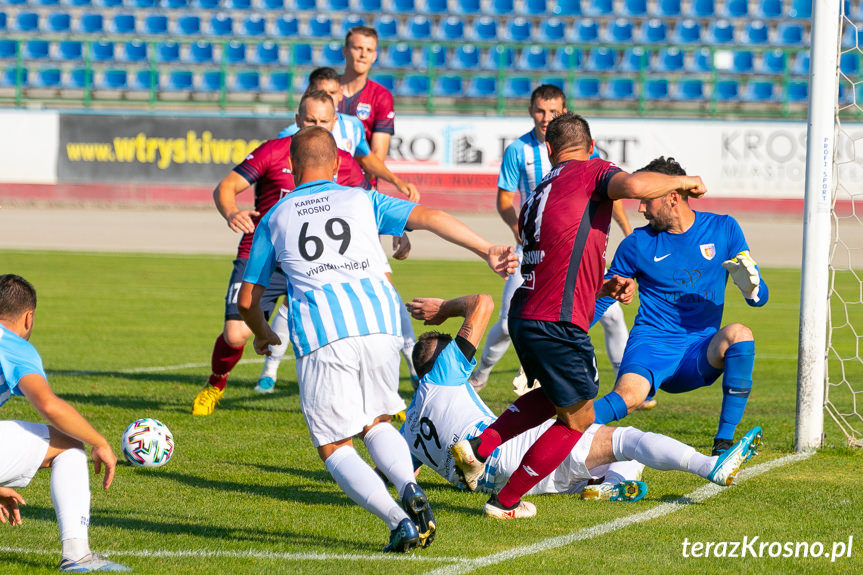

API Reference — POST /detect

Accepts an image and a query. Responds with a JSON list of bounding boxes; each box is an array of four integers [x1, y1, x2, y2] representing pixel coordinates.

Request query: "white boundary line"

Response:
[[47, 357, 286, 376], [422, 452, 813, 575]]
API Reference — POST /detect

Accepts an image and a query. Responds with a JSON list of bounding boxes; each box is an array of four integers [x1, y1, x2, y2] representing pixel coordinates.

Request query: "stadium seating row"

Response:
[[0, 0, 821, 20]]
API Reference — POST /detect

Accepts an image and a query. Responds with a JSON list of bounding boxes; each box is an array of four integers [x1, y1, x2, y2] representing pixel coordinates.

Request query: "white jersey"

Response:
[[497, 129, 552, 208], [244, 180, 415, 357]]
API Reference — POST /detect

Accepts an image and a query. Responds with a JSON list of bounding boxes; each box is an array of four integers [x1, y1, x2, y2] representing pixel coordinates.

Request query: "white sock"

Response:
[[51, 448, 91, 559], [474, 318, 511, 382], [399, 304, 418, 378], [324, 446, 408, 530], [260, 306, 290, 381], [599, 301, 629, 378], [363, 423, 415, 499], [602, 459, 645, 484], [612, 426, 716, 478]]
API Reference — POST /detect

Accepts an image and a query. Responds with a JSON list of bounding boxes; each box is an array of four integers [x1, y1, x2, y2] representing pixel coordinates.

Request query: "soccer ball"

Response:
[[121, 418, 174, 468]]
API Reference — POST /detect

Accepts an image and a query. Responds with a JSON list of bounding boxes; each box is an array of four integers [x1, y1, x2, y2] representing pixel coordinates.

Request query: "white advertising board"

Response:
[[0, 110, 59, 184]]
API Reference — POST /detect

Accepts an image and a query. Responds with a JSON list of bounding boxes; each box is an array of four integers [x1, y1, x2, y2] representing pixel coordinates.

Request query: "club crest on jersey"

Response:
[[700, 243, 716, 260], [356, 103, 371, 120]]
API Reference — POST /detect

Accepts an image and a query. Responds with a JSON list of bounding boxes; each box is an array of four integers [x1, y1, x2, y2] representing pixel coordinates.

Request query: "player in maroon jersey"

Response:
[[192, 116, 367, 416], [450, 113, 707, 518], [339, 26, 394, 162]]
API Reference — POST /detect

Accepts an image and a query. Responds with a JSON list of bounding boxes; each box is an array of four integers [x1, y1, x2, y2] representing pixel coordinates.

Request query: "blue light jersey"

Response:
[[401, 341, 498, 490], [278, 113, 371, 158], [607, 211, 768, 339], [244, 180, 416, 357], [0, 325, 46, 407]]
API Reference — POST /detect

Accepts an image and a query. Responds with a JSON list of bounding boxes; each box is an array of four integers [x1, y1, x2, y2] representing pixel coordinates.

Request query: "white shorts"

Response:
[[0, 420, 50, 488], [296, 333, 404, 447]]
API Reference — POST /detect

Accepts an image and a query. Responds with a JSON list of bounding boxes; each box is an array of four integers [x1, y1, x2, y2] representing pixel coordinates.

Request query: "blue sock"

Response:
[[593, 391, 629, 424], [716, 341, 755, 441]]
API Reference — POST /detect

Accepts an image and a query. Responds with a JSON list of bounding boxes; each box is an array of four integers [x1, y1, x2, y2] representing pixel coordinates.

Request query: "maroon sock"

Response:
[[476, 388, 556, 459], [496, 422, 583, 508], [208, 334, 244, 390]]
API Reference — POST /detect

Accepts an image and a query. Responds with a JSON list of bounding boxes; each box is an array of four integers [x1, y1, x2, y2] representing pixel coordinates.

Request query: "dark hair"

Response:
[[636, 156, 687, 176], [299, 89, 335, 114], [530, 84, 567, 108], [290, 126, 338, 171], [308, 67, 340, 87], [345, 25, 378, 45], [545, 112, 592, 155], [0, 274, 36, 320], [412, 331, 453, 379]]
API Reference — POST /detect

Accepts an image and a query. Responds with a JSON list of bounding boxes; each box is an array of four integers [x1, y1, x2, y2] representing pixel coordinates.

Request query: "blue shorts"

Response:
[[508, 318, 599, 408], [224, 258, 286, 322], [618, 330, 723, 399]]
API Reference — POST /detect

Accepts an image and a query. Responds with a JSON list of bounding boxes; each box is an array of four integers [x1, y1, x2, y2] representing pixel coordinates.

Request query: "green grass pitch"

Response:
[[1, 251, 861, 574]]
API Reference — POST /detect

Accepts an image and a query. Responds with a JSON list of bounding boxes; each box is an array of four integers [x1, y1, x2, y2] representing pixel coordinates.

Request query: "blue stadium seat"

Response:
[[620, 47, 648, 71], [606, 18, 633, 43], [655, 47, 684, 71], [144, 14, 168, 35], [295, 0, 316, 9], [58, 40, 83, 61], [37, 0, 60, 6], [223, 41, 246, 64], [292, 43, 313, 65], [714, 80, 739, 101], [434, 75, 463, 96], [199, 70, 224, 92], [571, 18, 598, 42], [121, 41, 148, 63], [673, 19, 701, 43], [551, 46, 581, 70], [187, 41, 214, 64], [261, 0, 284, 8], [66, 69, 90, 89], [777, 23, 805, 45], [732, 51, 755, 73], [452, 44, 480, 69], [359, 0, 381, 10], [655, 0, 681, 16], [437, 16, 464, 40], [1, 67, 26, 88], [391, 0, 415, 12], [156, 41, 180, 63], [166, 70, 193, 92], [89, 41, 115, 62], [791, 52, 809, 75], [688, 0, 714, 17], [231, 71, 260, 92], [66, 0, 92, 5], [307, 15, 332, 38], [688, 48, 713, 72], [641, 19, 667, 43], [540, 18, 566, 42], [209, 14, 233, 36], [192, 0, 221, 7], [506, 17, 532, 42], [521, 0, 547, 15], [841, 25, 857, 49], [373, 15, 398, 39], [0, 13, 6, 33], [540, 77, 565, 90], [425, 0, 449, 11], [175, 15, 201, 35], [504, 76, 532, 98], [96, 0, 124, 7], [551, 0, 580, 15], [584, 0, 612, 16], [375, 74, 395, 92], [111, 14, 136, 35], [319, 42, 344, 66], [404, 16, 431, 40], [163, 0, 189, 8], [46, 12, 71, 33], [585, 47, 616, 71], [482, 45, 514, 69], [786, 82, 808, 102], [99, 69, 127, 90], [254, 41, 280, 65], [23, 40, 49, 60], [132, 0, 156, 7], [339, 14, 363, 35], [14, 12, 38, 32], [274, 16, 299, 37], [454, 0, 480, 14], [241, 15, 266, 36], [327, 0, 349, 9], [518, 45, 548, 70], [261, 72, 288, 93], [467, 76, 497, 98], [398, 74, 429, 97], [756, 0, 782, 18], [759, 49, 786, 74], [644, 79, 669, 100], [573, 77, 600, 99], [132, 70, 158, 91], [743, 81, 775, 102], [674, 79, 704, 100], [788, 0, 811, 18], [421, 44, 447, 68], [491, 0, 514, 14], [743, 21, 769, 44], [722, 0, 748, 17], [471, 16, 498, 40], [227, 0, 251, 8], [384, 43, 414, 67], [622, 0, 646, 15], [604, 78, 634, 99], [707, 19, 735, 44], [840, 52, 860, 77], [0, 40, 15, 60]]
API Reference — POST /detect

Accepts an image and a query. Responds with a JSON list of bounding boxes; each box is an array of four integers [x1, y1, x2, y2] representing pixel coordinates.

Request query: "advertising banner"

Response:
[[0, 110, 59, 184]]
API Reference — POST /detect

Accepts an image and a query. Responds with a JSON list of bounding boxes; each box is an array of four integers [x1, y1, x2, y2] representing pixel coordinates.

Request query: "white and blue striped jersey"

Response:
[[243, 179, 416, 357], [278, 113, 371, 157], [498, 129, 552, 208], [0, 325, 46, 408]]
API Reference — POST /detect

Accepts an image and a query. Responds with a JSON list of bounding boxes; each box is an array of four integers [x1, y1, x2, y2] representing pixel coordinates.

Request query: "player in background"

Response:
[[591, 157, 769, 456], [404, 293, 762, 512], [470, 84, 633, 395], [451, 113, 707, 519], [236, 127, 517, 551], [192, 96, 369, 416], [0, 274, 131, 572]]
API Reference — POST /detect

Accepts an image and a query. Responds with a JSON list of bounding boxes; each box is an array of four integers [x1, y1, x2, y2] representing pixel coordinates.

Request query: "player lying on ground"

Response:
[[405, 293, 762, 519], [0, 274, 130, 572]]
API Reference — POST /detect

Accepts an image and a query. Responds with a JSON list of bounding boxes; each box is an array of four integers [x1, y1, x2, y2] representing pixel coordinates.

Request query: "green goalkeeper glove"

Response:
[[722, 251, 761, 302]]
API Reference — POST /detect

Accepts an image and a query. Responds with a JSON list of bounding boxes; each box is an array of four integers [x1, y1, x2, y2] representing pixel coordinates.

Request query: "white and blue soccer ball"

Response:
[[121, 418, 174, 468]]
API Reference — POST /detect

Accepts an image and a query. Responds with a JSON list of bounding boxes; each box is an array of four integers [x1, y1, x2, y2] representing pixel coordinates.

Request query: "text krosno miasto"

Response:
[[682, 536, 853, 561]]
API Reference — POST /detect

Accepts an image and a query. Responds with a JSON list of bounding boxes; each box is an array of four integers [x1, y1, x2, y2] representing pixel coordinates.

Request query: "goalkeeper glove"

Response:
[[722, 251, 761, 302]]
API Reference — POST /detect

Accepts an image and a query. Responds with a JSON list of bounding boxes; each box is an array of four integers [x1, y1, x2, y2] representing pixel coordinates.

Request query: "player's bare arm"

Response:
[[496, 188, 521, 244], [214, 171, 258, 234], [17, 374, 117, 489], [355, 152, 419, 201], [0, 487, 25, 526], [612, 200, 633, 236], [406, 206, 518, 277], [406, 294, 494, 349], [370, 132, 391, 163], [237, 282, 282, 355], [607, 171, 707, 202]]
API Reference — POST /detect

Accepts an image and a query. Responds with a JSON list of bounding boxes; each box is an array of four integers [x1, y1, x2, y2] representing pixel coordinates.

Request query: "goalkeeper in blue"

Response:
[[592, 157, 769, 457]]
